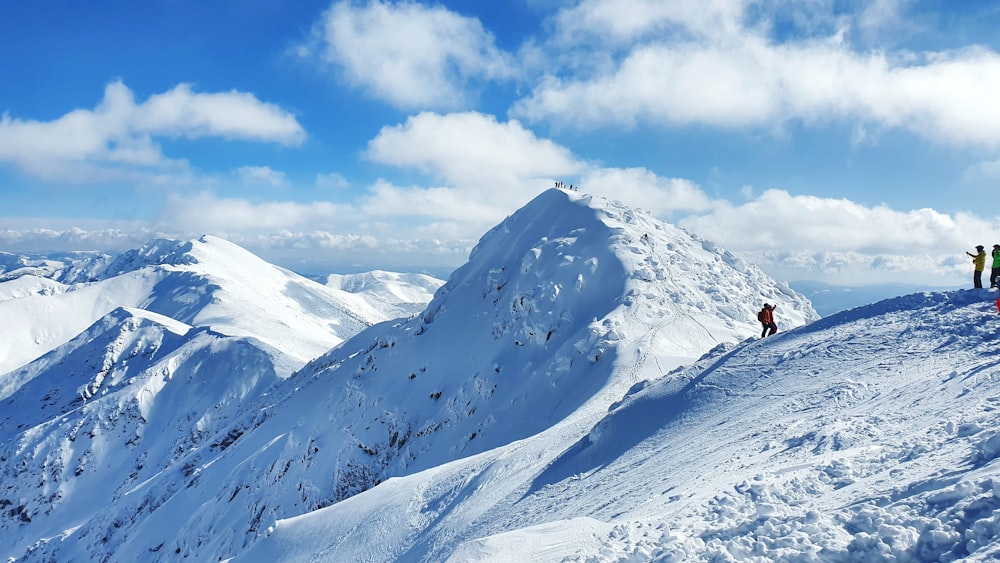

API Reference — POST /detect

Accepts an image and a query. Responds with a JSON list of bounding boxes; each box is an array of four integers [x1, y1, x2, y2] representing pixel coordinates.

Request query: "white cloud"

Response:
[[5, 181, 997, 285], [316, 172, 350, 190], [0, 224, 159, 253], [306, 0, 515, 109], [553, 0, 745, 44], [236, 166, 289, 189], [359, 180, 498, 224], [680, 189, 975, 253], [0, 81, 305, 182], [136, 83, 306, 144], [964, 158, 1000, 182], [677, 189, 1000, 284], [579, 167, 717, 216], [159, 192, 346, 234], [367, 111, 584, 190], [513, 1, 1000, 150]]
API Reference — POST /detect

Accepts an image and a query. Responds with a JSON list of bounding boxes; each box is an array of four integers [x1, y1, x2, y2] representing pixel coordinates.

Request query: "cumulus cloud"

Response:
[[678, 189, 1000, 284], [0, 224, 160, 253], [0, 81, 305, 182], [304, 0, 515, 109], [579, 167, 717, 216], [680, 189, 974, 253], [513, 1, 1000, 150], [553, 0, 745, 44], [154, 190, 477, 275], [159, 192, 347, 234], [366, 111, 585, 203]]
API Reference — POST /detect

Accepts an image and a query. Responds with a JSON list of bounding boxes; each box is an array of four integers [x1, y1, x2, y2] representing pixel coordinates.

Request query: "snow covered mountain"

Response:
[[0, 188, 823, 561], [0, 249, 114, 285], [325, 270, 445, 320], [0, 235, 424, 377], [245, 288, 1000, 562]]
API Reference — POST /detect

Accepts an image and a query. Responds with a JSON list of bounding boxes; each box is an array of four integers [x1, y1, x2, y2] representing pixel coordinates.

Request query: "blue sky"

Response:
[[2, 0, 1000, 284]]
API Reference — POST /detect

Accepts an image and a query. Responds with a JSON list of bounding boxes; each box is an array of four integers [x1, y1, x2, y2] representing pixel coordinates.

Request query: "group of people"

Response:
[[965, 244, 1000, 289], [760, 245, 1000, 333]]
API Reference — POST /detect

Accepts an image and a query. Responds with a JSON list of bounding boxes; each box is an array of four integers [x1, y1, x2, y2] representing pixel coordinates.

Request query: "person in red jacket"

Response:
[[759, 303, 778, 338]]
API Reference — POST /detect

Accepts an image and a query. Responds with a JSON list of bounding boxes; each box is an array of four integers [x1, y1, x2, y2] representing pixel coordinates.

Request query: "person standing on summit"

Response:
[[967, 245, 987, 288], [991, 244, 1000, 289]]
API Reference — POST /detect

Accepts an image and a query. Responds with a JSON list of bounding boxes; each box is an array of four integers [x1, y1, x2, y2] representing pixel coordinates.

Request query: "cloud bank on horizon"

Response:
[[1, 0, 999, 284]]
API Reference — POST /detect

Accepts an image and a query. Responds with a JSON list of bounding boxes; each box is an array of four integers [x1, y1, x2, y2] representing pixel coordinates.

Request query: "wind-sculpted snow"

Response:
[[1, 188, 819, 561], [0, 307, 296, 561], [241, 288, 1000, 562]]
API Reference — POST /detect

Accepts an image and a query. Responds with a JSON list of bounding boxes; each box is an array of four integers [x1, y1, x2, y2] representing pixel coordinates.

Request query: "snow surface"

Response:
[[0, 235, 424, 377], [241, 290, 1000, 563], [325, 270, 445, 320], [6, 188, 998, 562]]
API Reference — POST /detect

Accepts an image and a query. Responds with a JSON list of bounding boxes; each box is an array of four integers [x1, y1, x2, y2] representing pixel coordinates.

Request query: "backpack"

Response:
[[757, 310, 765, 322]]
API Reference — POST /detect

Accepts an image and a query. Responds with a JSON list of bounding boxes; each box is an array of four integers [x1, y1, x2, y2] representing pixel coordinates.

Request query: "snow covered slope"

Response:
[[0, 188, 817, 561], [0, 235, 404, 377], [242, 289, 1000, 562], [325, 270, 445, 320], [0, 249, 113, 284], [0, 307, 299, 560]]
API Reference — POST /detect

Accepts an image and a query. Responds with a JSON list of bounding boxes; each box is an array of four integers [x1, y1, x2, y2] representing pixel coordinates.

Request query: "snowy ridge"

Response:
[[0, 235, 444, 561], [0, 249, 115, 285], [0, 308, 297, 560], [1, 188, 827, 561], [0, 274, 67, 302], [0, 235, 400, 376], [243, 289, 1000, 562], [325, 270, 445, 319], [0, 188, 816, 561]]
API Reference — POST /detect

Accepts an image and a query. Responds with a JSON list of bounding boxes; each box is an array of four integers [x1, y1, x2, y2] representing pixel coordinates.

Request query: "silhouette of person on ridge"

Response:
[[966, 245, 987, 288], [758, 303, 777, 338]]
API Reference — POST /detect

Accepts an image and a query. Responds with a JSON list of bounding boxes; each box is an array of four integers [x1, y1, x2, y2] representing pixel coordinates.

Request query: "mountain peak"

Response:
[[0, 189, 826, 562]]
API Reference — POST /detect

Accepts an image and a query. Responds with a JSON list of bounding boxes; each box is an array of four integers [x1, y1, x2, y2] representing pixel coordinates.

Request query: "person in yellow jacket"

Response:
[[966, 245, 987, 288]]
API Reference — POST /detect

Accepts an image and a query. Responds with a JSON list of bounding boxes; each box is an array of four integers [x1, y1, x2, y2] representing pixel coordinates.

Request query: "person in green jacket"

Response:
[[991, 244, 1000, 289], [966, 245, 987, 288]]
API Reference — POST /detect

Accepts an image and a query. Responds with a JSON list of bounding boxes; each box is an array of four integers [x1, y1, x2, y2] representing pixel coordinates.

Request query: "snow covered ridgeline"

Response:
[[167, 188, 813, 560], [244, 289, 1000, 562], [0, 235, 446, 560], [1, 188, 815, 561], [270, 188, 818, 498], [0, 234, 418, 378]]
